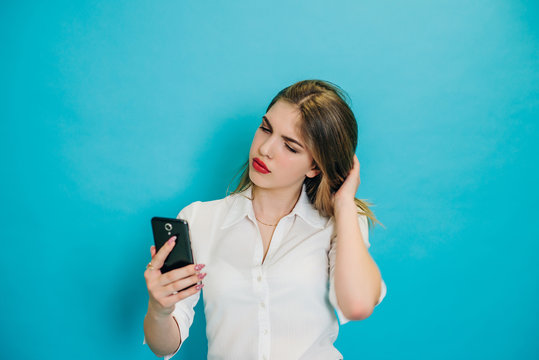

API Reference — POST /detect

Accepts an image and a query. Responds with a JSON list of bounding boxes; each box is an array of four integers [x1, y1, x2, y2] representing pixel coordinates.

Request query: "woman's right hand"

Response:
[[144, 236, 206, 318]]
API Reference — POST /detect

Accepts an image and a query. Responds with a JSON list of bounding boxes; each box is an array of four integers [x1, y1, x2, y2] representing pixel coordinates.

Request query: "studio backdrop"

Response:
[[2, 1, 538, 359]]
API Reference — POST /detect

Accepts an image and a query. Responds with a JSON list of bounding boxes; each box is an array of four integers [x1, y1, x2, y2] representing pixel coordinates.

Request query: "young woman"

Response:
[[143, 80, 387, 360]]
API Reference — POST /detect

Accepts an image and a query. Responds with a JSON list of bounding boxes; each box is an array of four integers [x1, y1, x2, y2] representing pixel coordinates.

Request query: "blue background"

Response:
[[2, 1, 538, 359]]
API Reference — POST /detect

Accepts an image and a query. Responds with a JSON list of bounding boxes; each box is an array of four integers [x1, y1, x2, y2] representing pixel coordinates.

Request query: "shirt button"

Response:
[[257, 275, 262, 282], [264, 329, 268, 335], [260, 302, 265, 309]]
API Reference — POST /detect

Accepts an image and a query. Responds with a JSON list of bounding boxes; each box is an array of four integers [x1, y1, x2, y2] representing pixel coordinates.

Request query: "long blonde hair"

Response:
[[227, 79, 384, 230]]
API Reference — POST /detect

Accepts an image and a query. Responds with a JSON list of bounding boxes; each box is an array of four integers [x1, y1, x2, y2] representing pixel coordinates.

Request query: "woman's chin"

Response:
[[248, 168, 261, 186], [248, 168, 270, 189]]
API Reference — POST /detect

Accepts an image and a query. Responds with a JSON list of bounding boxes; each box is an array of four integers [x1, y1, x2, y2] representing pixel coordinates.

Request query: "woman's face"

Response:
[[249, 100, 320, 191]]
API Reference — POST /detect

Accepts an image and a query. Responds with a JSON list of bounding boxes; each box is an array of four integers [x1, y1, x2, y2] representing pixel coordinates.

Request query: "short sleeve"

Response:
[[142, 201, 202, 359], [176, 201, 201, 222], [328, 213, 387, 325]]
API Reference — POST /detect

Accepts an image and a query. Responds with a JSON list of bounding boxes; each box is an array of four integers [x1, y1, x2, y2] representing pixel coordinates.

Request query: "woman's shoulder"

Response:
[[176, 192, 239, 221]]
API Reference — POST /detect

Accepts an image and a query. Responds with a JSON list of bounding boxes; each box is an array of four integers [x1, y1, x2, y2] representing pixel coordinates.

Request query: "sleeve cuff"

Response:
[[376, 278, 387, 306]]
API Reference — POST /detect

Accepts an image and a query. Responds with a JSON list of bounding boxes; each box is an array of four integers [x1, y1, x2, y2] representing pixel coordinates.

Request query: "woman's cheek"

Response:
[[285, 159, 305, 176]]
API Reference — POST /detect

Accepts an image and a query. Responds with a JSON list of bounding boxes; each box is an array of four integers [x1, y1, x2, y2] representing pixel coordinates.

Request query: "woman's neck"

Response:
[[251, 184, 302, 223]]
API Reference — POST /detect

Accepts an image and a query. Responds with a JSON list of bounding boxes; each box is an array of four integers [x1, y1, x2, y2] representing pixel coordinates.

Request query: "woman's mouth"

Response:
[[253, 158, 270, 174]]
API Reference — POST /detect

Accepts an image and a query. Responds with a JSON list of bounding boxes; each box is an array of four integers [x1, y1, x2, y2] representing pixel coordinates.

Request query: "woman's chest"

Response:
[[196, 219, 333, 300], [258, 225, 274, 262]]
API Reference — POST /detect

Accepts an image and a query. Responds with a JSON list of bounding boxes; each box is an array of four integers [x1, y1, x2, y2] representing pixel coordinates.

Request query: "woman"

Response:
[[143, 79, 387, 360]]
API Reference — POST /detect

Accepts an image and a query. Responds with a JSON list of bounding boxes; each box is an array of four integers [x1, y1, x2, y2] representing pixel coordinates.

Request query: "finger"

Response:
[[164, 272, 203, 295], [151, 236, 177, 270], [351, 159, 360, 177], [153, 270, 202, 300], [162, 283, 203, 308], [159, 263, 199, 286], [355, 157, 361, 183]]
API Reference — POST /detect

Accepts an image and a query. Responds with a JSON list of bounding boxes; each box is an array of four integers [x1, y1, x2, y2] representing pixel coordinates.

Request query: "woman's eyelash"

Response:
[[259, 126, 298, 153], [286, 145, 297, 153]]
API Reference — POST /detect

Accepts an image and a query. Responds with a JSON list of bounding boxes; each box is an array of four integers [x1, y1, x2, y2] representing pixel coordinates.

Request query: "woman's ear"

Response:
[[306, 163, 321, 178]]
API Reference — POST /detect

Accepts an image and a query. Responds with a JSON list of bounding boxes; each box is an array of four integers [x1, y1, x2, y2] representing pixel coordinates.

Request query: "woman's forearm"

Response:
[[333, 197, 382, 320], [143, 305, 181, 357]]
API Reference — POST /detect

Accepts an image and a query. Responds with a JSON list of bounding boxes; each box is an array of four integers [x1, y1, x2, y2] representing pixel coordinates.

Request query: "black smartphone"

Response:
[[151, 217, 194, 273]]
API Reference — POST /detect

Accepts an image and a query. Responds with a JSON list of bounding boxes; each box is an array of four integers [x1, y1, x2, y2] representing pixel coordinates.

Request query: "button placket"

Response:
[[257, 269, 270, 360], [252, 265, 264, 293]]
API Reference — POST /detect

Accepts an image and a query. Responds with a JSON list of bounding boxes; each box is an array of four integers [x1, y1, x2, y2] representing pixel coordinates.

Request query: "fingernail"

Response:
[[195, 284, 204, 290], [168, 236, 177, 244], [198, 272, 207, 279], [194, 264, 205, 271]]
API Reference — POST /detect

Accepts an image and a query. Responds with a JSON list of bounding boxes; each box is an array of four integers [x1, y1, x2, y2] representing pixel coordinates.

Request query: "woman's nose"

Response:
[[259, 137, 275, 158]]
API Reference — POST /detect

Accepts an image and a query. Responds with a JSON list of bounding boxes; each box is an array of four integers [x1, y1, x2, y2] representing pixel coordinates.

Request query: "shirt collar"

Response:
[[221, 183, 328, 230]]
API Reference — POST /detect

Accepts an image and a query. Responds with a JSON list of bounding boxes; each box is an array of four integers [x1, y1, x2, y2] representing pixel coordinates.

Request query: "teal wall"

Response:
[[2, 1, 538, 359]]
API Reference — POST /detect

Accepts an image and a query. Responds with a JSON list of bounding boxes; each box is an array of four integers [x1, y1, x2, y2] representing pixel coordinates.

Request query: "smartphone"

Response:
[[151, 217, 194, 273]]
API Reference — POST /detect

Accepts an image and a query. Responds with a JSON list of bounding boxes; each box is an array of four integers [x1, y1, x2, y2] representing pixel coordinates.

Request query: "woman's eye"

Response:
[[286, 144, 298, 153], [258, 125, 297, 153]]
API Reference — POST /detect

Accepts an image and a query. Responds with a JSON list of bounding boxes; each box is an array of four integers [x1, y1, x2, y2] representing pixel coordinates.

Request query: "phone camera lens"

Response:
[[165, 223, 173, 231]]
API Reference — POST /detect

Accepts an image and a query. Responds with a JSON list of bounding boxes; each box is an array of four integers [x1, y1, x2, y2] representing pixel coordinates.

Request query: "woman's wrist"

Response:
[[334, 195, 357, 216], [147, 301, 173, 321]]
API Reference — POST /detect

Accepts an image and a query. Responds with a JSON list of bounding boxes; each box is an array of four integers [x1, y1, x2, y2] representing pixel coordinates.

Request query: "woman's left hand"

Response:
[[333, 154, 361, 204]]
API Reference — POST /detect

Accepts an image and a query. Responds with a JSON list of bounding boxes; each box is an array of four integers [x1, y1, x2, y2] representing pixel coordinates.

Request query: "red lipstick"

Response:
[[253, 158, 270, 174]]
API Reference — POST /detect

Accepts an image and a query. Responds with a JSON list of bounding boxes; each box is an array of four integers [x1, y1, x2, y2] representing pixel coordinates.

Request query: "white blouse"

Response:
[[144, 183, 386, 360]]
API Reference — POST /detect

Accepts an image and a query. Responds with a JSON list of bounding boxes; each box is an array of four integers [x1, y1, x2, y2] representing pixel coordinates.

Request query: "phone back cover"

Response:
[[151, 217, 193, 273]]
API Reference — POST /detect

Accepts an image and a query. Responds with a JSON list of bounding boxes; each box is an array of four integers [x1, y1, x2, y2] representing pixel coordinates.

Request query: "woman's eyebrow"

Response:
[[262, 116, 304, 149]]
